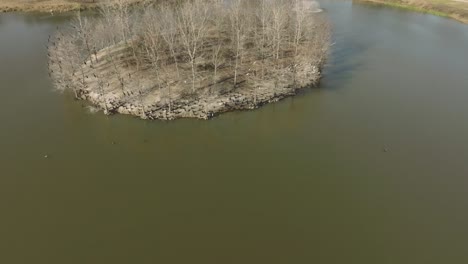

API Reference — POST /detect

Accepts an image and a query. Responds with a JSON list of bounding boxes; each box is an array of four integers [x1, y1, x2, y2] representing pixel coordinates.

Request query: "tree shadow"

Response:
[[318, 38, 369, 90]]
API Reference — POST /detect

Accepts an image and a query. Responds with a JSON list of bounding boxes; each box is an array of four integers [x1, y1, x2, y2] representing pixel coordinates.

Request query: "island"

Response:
[[48, 0, 331, 120]]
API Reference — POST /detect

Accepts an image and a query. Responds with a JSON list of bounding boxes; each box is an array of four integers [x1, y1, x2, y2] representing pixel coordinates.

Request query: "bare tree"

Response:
[[270, 0, 288, 62], [176, 0, 211, 93], [115, 0, 131, 43], [141, 8, 162, 84], [255, 0, 269, 80], [210, 39, 223, 93], [73, 11, 94, 64], [99, 1, 120, 46], [158, 4, 181, 78], [228, 0, 250, 88], [291, 0, 309, 86]]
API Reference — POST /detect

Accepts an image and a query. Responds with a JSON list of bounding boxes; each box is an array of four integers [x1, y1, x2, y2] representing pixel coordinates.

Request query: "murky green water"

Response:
[[1, 2, 468, 263]]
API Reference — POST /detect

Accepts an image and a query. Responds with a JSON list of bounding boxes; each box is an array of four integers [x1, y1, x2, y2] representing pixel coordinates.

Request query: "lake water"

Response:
[[1, 1, 468, 263]]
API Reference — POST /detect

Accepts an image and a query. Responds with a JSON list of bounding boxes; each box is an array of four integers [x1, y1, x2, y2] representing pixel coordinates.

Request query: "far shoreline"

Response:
[[355, 0, 468, 24], [2, 0, 466, 25], [0, 0, 145, 14]]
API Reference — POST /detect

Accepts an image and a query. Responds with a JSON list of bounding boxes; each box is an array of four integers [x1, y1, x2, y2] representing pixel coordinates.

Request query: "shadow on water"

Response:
[[316, 3, 375, 90], [320, 39, 368, 89]]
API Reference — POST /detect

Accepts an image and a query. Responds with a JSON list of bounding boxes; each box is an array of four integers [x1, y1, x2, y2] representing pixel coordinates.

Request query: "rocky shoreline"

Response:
[[78, 76, 319, 120]]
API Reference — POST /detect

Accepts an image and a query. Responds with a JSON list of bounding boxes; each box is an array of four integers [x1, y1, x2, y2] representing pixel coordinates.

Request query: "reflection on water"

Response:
[[1, 2, 468, 263]]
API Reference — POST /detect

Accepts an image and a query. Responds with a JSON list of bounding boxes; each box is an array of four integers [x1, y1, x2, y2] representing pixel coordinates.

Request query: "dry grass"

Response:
[[0, 0, 143, 13], [356, 0, 468, 23]]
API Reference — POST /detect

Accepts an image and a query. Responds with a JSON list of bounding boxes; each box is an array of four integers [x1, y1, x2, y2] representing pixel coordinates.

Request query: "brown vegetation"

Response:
[[48, 0, 330, 120]]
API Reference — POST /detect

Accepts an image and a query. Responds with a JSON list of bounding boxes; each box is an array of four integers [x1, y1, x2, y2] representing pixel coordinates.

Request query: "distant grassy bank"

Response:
[[3, 0, 466, 25], [0, 0, 144, 13], [355, 0, 468, 24]]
